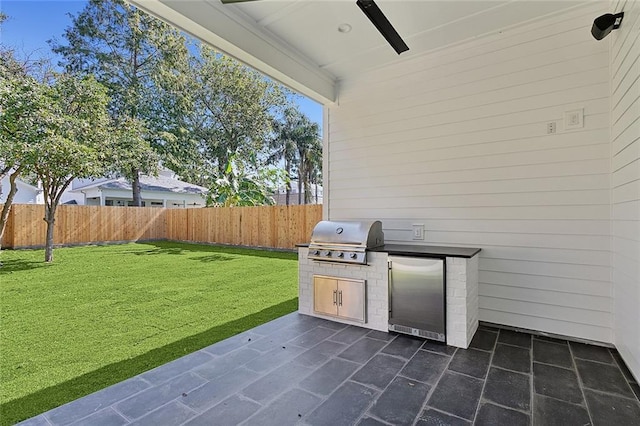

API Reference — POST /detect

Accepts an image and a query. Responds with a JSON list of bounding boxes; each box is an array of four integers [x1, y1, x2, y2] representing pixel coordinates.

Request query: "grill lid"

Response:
[[310, 220, 384, 249], [308, 220, 384, 264]]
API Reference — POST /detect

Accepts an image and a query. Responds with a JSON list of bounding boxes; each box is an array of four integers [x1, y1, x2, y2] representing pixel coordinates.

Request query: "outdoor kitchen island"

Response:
[[298, 243, 481, 349]]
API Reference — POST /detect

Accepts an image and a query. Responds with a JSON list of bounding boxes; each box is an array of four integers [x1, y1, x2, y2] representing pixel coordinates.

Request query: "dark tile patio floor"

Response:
[[20, 313, 640, 426]]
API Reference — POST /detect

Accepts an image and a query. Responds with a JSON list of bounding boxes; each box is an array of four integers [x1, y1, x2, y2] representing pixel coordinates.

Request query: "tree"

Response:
[[269, 107, 301, 205], [51, 0, 190, 205], [188, 46, 285, 181], [108, 116, 159, 191], [207, 155, 283, 207], [304, 135, 323, 204], [0, 48, 46, 254], [270, 106, 322, 204], [27, 74, 112, 262], [292, 113, 321, 204]]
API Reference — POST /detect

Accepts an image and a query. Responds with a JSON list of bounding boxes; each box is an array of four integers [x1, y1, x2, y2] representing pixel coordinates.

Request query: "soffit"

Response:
[[131, 0, 588, 103]]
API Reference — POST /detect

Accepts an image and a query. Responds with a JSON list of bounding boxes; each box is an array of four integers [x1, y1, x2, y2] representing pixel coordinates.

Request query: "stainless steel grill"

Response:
[[308, 220, 384, 264]]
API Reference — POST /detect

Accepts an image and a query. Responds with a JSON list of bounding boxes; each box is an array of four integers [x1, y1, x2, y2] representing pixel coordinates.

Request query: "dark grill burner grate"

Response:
[[308, 220, 384, 265]]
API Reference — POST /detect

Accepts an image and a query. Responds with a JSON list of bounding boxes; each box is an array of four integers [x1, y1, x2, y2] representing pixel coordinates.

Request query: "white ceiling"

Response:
[[131, 0, 589, 103]]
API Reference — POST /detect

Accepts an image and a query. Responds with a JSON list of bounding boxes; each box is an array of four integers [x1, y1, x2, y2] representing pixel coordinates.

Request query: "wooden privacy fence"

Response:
[[1, 204, 322, 250]]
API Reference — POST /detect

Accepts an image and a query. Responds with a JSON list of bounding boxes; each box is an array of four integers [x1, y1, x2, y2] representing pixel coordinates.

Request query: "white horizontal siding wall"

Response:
[[327, 3, 613, 342], [611, 0, 640, 380]]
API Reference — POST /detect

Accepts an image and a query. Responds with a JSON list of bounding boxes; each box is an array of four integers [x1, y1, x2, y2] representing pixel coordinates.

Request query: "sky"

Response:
[[0, 0, 323, 126]]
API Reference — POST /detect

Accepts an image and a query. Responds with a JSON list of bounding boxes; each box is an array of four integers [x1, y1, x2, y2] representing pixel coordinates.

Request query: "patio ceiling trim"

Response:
[[129, 0, 337, 104]]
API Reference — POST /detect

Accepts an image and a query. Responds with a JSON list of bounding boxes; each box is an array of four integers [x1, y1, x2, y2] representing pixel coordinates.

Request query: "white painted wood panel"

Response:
[[479, 283, 611, 312], [335, 205, 611, 221], [480, 310, 612, 343], [480, 271, 611, 298], [610, 0, 638, 380], [478, 297, 611, 328], [613, 200, 640, 220], [612, 159, 639, 186], [327, 4, 615, 343], [330, 113, 610, 153]]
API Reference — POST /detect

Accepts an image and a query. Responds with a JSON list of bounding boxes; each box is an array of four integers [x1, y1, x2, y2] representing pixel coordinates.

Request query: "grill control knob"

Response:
[[349, 253, 357, 259], [312, 250, 320, 256], [337, 252, 344, 258], [325, 251, 332, 256]]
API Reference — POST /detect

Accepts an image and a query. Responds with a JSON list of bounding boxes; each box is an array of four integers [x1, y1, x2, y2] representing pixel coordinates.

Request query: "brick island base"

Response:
[[298, 247, 479, 349]]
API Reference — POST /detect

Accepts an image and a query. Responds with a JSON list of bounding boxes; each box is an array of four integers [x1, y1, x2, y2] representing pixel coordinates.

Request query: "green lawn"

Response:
[[0, 241, 299, 424]]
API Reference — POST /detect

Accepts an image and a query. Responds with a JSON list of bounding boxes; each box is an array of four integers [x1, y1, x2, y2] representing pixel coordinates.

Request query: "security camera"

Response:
[[591, 12, 624, 40]]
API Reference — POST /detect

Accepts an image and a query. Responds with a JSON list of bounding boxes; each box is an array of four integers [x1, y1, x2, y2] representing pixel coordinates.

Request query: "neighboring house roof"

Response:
[[17, 179, 41, 192], [0, 177, 43, 204], [71, 175, 208, 195], [0, 177, 41, 192]]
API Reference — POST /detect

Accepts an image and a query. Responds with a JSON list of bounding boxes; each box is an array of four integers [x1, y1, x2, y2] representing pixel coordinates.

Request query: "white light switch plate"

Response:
[[412, 224, 424, 240], [564, 109, 583, 130]]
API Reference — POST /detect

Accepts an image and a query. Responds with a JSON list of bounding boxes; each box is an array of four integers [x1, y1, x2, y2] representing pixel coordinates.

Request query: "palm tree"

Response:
[[305, 137, 323, 204], [291, 114, 320, 204], [270, 107, 321, 205]]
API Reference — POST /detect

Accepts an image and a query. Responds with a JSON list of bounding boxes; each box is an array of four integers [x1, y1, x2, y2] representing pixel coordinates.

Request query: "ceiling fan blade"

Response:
[[220, 0, 260, 4], [356, 0, 409, 55]]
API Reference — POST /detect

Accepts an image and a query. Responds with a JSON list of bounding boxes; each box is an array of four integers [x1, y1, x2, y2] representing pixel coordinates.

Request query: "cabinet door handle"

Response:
[[333, 290, 337, 305], [338, 290, 343, 306]]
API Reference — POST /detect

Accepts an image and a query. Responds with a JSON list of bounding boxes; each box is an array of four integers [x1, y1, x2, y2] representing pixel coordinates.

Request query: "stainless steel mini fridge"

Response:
[[388, 256, 446, 342]]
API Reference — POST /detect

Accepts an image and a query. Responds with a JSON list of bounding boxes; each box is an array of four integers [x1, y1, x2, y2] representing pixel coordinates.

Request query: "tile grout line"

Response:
[[482, 363, 531, 377], [411, 345, 460, 425], [414, 344, 468, 424], [572, 347, 639, 401], [348, 335, 416, 425], [302, 331, 401, 425], [180, 323, 324, 423], [173, 400, 200, 426], [44, 376, 157, 426], [190, 321, 338, 425], [110, 403, 134, 424], [530, 332, 535, 426], [532, 359, 575, 372], [355, 336, 441, 424], [610, 347, 640, 386], [581, 386, 640, 402], [419, 406, 471, 424], [471, 329, 500, 425], [567, 342, 595, 425]]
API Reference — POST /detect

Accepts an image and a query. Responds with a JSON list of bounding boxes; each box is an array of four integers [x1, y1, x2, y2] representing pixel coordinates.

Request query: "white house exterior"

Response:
[[273, 179, 323, 205], [0, 176, 43, 204], [131, 0, 640, 381], [68, 169, 208, 208]]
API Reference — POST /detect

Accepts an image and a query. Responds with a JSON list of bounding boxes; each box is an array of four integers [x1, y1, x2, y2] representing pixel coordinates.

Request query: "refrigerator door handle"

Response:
[[388, 265, 393, 316]]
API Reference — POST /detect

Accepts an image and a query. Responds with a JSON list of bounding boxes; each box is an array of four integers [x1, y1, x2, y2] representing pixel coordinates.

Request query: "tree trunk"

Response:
[[132, 168, 142, 207], [0, 165, 12, 198], [297, 175, 303, 205], [0, 168, 22, 266], [304, 167, 312, 205], [44, 204, 57, 263], [0, 167, 22, 247], [285, 159, 291, 206]]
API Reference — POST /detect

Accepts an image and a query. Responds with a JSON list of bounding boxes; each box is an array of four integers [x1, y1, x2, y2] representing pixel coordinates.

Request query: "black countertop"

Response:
[[371, 244, 481, 258], [297, 243, 481, 258]]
